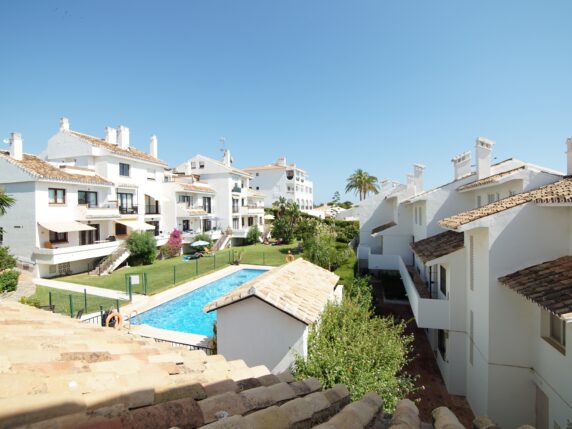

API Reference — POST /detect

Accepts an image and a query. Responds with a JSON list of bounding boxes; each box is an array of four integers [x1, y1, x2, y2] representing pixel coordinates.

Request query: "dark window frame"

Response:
[[49, 231, 68, 243], [119, 163, 130, 177], [78, 190, 98, 207]]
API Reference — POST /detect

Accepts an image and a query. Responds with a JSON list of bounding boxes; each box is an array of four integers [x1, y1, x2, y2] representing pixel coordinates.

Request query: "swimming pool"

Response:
[[131, 268, 266, 336]]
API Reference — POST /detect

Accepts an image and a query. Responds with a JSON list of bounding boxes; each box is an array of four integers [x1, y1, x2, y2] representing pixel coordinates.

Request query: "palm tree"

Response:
[[285, 201, 301, 224], [0, 189, 15, 216], [272, 197, 288, 219], [345, 169, 380, 201]]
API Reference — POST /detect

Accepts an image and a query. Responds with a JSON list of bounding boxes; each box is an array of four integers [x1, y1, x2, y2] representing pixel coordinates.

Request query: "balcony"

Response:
[[33, 240, 122, 265], [75, 203, 120, 220], [247, 204, 264, 214], [145, 204, 161, 215], [119, 205, 139, 215], [177, 203, 208, 218], [232, 186, 242, 193], [367, 252, 450, 329]]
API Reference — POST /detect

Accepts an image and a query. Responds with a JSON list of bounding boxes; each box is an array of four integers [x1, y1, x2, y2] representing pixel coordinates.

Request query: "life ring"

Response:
[[105, 312, 123, 329], [285, 251, 295, 263]]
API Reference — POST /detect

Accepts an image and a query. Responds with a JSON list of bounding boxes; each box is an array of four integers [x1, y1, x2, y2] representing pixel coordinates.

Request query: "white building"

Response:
[[204, 259, 341, 373], [357, 137, 569, 427], [243, 156, 314, 210], [176, 150, 265, 245]]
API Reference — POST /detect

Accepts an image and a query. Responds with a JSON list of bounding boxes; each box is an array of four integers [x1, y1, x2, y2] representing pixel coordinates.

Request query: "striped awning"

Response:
[[39, 221, 95, 233]]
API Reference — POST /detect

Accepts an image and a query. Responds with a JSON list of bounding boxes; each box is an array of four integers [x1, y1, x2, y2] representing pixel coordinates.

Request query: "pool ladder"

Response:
[[126, 310, 140, 332]]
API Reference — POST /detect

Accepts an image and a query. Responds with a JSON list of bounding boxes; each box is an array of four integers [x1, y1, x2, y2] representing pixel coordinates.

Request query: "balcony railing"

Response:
[[232, 186, 242, 193], [119, 205, 138, 215], [145, 205, 160, 215], [76, 202, 120, 220]]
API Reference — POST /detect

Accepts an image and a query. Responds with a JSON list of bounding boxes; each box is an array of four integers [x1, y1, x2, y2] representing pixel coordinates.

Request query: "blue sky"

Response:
[[1, 1, 572, 203]]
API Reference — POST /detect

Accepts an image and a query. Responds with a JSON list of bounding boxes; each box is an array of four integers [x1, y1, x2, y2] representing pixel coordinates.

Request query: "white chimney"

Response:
[[105, 127, 117, 145], [8, 132, 23, 161], [566, 138, 572, 175], [59, 117, 69, 132], [149, 135, 158, 158], [406, 173, 415, 193], [413, 164, 425, 193], [117, 125, 130, 150], [476, 137, 495, 179], [276, 156, 286, 167], [451, 151, 471, 181], [184, 161, 193, 175], [222, 149, 232, 167]]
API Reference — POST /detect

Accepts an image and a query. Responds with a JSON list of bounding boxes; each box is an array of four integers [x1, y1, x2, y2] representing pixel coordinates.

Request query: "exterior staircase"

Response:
[[89, 241, 130, 276], [212, 232, 230, 251]]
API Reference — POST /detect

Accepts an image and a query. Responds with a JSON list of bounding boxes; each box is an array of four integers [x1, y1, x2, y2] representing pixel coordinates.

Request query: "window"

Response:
[[241, 217, 245, 227], [80, 224, 100, 245], [256, 186, 260, 190], [542, 310, 566, 353], [203, 197, 212, 213], [248, 217, 254, 226], [469, 311, 474, 365], [509, 190, 517, 197], [418, 206, 423, 225], [191, 161, 196, 169], [78, 191, 97, 207], [178, 195, 193, 207], [259, 217, 263, 225], [440, 265, 447, 296], [256, 172, 259, 176], [414, 207, 418, 224], [199, 161, 205, 169], [115, 223, 127, 236], [182, 220, 190, 231], [119, 163, 130, 177], [476, 195, 482, 208], [487, 193, 500, 204], [147, 220, 160, 237], [49, 231, 68, 243], [232, 218, 239, 229], [117, 193, 136, 214], [438, 330, 447, 361], [232, 199, 239, 213], [202, 219, 212, 231], [469, 236, 475, 291], [48, 188, 66, 204]]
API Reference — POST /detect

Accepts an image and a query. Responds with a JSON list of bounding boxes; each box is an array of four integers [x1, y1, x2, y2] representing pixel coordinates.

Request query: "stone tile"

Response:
[[199, 391, 247, 424]]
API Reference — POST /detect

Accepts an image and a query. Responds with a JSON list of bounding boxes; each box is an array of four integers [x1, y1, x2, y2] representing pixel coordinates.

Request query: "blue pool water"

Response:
[[132, 269, 266, 336]]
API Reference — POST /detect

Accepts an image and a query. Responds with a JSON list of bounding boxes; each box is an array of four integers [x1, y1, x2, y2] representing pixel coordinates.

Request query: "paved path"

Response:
[[33, 278, 138, 302]]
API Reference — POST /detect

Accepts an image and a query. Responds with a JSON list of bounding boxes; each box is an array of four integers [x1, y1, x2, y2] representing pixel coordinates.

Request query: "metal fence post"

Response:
[[83, 289, 88, 312], [48, 291, 52, 308], [99, 305, 104, 325], [263, 251, 265, 265], [213, 254, 216, 269], [69, 294, 74, 318], [116, 299, 120, 312], [195, 258, 199, 276], [125, 274, 129, 294], [173, 266, 176, 285], [128, 282, 133, 302], [143, 272, 148, 295]]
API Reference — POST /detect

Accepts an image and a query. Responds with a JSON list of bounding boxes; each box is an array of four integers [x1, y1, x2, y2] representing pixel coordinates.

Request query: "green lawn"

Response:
[[334, 243, 357, 287], [61, 242, 300, 295], [28, 286, 128, 318]]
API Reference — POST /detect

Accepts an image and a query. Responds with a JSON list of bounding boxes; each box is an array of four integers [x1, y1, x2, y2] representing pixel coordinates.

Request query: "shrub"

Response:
[[271, 217, 295, 244], [127, 231, 157, 266], [294, 296, 415, 411], [0, 246, 16, 270], [246, 224, 261, 245], [303, 232, 351, 271], [19, 295, 40, 308], [0, 269, 19, 293], [162, 229, 183, 258], [193, 233, 213, 248]]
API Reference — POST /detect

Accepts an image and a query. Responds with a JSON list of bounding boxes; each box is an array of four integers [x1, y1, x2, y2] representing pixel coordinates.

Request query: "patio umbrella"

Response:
[[264, 214, 275, 220], [191, 240, 210, 247]]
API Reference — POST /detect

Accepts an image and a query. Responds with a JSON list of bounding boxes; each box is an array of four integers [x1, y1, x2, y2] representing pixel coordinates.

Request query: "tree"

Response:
[[272, 197, 288, 219], [345, 169, 380, 201], [126, 231, 157, 266], [303, 230, 351, 271], [0, 189, 15, 216], [162, 229, 183, 258], [331, 191, 341, 206], [271, 216, 295, 244], [294, 280, 415, 411], [0, 246, 19, 293], [246, 224, 261, 245]]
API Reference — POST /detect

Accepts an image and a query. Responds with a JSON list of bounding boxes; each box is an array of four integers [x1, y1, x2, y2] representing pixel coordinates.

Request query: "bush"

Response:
[[303, 232, 351, 271], [19, 295, 40, 307], [162, 229, 183, 258], [294, 296, 415, 411], [246, 224, 261, 245], [0, 270, 19, 293], [271, 217, 295, 244], [193, 233, 213, 249], [127, 231, 157, 266], [0, 246, 16, 270]]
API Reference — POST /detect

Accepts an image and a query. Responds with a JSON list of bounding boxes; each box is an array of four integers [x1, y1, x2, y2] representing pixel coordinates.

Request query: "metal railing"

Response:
[[145, 205, 161, 215], [119, 205, 138, 214], [232, 186, 242, 193], [149, 337, 214, 355]]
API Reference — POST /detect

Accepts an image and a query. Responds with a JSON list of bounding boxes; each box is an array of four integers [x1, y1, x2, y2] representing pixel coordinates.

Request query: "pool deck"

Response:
[[118, 264, 273, 344]]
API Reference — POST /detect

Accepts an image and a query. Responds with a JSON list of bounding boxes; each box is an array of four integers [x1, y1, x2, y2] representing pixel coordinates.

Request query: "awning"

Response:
[[115, 220, 156, 231], [39, 221, 95, 233], [371, 221, 397, 237]]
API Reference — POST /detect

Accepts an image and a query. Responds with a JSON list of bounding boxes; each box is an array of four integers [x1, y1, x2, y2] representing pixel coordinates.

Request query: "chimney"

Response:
[[566, 138, 572, 175], [276, 156, 286, 167], [105, 127, 117, 145], [117, 125, 130, 150], [451, 151, 471, 181], [59, 117, 69, 132], [185, 161, 193, 175], [406, 173, 415, 193], [8, 132, 23, 161], [149, 135, 158, 158], [413, 164, 425, 193], [222, 149, 231, 167], [476, 137, 495, 179]]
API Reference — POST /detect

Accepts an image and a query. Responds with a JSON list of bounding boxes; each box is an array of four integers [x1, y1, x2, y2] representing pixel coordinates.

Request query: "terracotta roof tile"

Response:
[[371, 221, 397, 236], [457, 166, 526, 191], [440, 177, 569, 230], [498, 255, 572, 319], [205, 259, 339, 324], [69, 130, 167, 166], [179, 183, 215, 194], [0, 151, 113, 186], [410, 231, 464, 263]]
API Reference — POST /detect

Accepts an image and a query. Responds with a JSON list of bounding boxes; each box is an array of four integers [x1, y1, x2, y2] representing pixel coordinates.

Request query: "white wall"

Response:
[[217, 297, 308, 373]]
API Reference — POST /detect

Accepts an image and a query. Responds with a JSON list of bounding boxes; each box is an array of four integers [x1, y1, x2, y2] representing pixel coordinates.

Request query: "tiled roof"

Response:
[[440, 177, 570, 230], [194, 155, 251, 177], [410, 231, 464, 264], [243, 164, 285, 171], [179, 182, 215, 194], [371, 221, 397, 236], [0, 302, 493, 428], [457, 166, 526, 191], [498, 256, 572, 319], [205, 259, 339, 324], [0, 151, 113, 186], [69, 130, 168, 166]]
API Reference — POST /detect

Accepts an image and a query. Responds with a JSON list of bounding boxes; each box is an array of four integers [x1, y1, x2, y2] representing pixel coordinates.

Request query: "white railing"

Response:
[[368, 253, 450, 330], [75, 204, 120, 220], [33, 240, 122, 265]]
